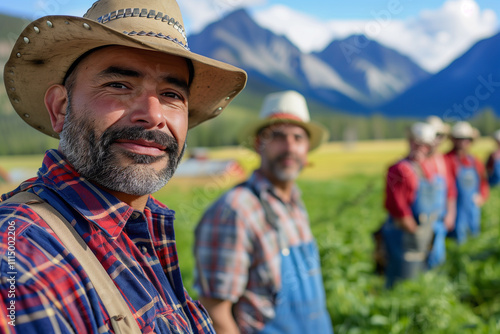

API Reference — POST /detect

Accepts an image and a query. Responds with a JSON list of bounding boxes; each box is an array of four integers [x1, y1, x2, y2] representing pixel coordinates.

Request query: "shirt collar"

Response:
[[26, 150, 139, 239], [248, 169, 301, 204]]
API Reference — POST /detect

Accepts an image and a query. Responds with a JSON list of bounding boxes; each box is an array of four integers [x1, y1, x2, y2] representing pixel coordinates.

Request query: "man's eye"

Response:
[[107, 82, 128, 89], [271, 132, 286, 140], [295, 134, 306, 141], [162, 91, 183, 100]]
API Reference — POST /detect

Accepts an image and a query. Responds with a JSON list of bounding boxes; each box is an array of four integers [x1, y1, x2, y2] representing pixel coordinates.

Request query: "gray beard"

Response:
[[270, 153, 303, 182], [59, 102, 185, 196]]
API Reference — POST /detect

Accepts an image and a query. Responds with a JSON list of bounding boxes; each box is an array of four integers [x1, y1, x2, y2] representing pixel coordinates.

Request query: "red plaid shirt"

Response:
[[193, 170, 314, 333], [0, 149, 214, 333]]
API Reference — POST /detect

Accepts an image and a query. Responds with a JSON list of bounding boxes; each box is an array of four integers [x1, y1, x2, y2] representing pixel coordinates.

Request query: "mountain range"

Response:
[[1, 10, 499, 120], [188, 9, 500, 119]]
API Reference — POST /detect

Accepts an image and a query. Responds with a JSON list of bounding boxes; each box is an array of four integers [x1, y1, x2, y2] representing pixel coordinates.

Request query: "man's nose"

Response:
[[129, 92, 167, 130]]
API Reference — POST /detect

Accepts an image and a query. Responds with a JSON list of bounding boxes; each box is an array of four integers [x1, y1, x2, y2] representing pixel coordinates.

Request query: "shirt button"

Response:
[[281, 248, 290, 256], [141, 246, 148, 254]]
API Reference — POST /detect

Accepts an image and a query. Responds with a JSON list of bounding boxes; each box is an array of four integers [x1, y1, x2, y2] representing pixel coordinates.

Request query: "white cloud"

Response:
[[253, 0, 499, 72], [379, 0, 498, 72]]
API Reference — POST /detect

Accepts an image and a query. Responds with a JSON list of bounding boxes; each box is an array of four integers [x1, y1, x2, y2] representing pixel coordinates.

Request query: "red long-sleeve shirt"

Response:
[[385, 154, 457, 219]]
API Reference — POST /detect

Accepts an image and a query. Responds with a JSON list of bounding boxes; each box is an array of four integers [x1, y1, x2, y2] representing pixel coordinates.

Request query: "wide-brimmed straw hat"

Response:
[[239, 90, 329, 151], [450, 121, 480, 140], [3, 0, 247, 138]]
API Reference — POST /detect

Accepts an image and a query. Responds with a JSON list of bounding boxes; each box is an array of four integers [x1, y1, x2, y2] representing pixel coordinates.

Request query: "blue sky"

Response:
[[1, 0, 499, 72], [256, 0, 500, 20]]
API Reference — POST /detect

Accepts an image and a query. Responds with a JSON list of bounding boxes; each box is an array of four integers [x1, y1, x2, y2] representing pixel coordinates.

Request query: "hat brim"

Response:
[[238, 118, 329, 151], [450, 128, 480, 140], [4, 15, 247, 138]]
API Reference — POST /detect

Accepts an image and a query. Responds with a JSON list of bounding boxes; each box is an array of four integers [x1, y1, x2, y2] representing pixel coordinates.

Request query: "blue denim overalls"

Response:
[[245, 183, 334, 334], [448, 155, 480, 243], [382, 161, 439, 287]]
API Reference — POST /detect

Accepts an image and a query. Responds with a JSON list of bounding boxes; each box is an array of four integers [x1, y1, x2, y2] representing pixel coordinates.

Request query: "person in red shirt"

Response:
[[382, 122, 441, 287], [425, 116, 456, 268], [444, 122, 489, 244], [486, 129, 500, 186]]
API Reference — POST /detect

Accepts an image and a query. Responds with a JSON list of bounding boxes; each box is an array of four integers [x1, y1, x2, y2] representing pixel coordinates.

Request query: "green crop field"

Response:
[[0, 138, 499, 333]]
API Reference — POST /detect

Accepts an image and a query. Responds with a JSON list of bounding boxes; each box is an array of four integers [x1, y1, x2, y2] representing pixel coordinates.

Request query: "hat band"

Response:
[[268, 113, 305, 122], [92, 8, 186, 42], [122, 30, 189, 50]]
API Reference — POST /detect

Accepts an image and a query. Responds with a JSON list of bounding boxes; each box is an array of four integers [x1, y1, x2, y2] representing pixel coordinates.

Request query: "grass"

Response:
[[1, 138, 499, 332], [0, 137, 496, 182]]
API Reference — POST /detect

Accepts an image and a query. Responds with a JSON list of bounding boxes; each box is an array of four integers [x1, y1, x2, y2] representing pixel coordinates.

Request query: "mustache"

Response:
[[101, 126, 179, 153], [275, 152, 300, 162]]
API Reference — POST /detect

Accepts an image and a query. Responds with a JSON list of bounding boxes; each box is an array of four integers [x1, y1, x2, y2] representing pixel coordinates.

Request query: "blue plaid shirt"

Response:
[[0, 149, 214, 333]]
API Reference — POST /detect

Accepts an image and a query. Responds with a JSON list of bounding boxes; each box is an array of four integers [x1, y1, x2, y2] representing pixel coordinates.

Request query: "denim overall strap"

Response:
[[450, 155, 480, 243], [259, 241, 333, 334], [427, 173, 447, 268], [238, 182, 333, 334]]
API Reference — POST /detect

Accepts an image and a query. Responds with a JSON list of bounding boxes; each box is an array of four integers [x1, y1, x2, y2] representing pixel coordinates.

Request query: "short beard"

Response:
[[59, 101, 185, 196], [270, 153, 303, 182]]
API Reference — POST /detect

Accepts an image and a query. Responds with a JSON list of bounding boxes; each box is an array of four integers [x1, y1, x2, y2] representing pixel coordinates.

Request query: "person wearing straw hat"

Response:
[[425, 116, 456, 268], [381, 122, 441, 287], [486, 129, 500, 186], [444, 122, 489, 243], [193, 91, 333, 334], [0, 0, 246, 332]]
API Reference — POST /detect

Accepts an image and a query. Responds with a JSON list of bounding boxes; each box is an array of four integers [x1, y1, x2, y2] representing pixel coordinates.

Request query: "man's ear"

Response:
[[45, 84, 68, 134]]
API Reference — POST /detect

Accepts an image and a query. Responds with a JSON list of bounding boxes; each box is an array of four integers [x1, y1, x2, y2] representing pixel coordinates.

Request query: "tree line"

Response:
[[0, 90, 499, 155]]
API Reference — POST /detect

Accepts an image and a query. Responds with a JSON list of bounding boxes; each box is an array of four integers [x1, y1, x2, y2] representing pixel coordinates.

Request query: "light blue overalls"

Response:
[[382, 161, 439, 288], [245, 182, 334, 334], [448, 155, 481, 243], [259, 241, 333, 334], [488, 156, 500, 186], [427, 158, 448, 268]]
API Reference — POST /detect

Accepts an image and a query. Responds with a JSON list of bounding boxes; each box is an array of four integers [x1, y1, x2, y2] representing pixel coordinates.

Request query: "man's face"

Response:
[[434, 133, 446, 146], [453, 138, 473, 151], [409, 139, 432, 161], [256, 123, 309, 182], [58, 46, 190, 196]]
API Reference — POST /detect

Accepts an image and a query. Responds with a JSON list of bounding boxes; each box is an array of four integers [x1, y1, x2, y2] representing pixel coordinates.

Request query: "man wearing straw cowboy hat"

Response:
[[194, 91, 333, 334], [444, 122, 489, 243], [0, 0, 246, 333]]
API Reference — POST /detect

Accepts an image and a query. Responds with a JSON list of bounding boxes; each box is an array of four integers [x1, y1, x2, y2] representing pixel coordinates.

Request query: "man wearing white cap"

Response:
[[425, 116, 456, 268], [194, 91, 333, 334], [444, 122, 489, 243], [0, 0, 246, 332], [486, 129, 500, 186], [381, 123, 441, 287]]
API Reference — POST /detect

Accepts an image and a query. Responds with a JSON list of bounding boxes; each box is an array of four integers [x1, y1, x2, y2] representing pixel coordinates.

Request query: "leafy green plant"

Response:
[[152, 173, 500, 333]]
